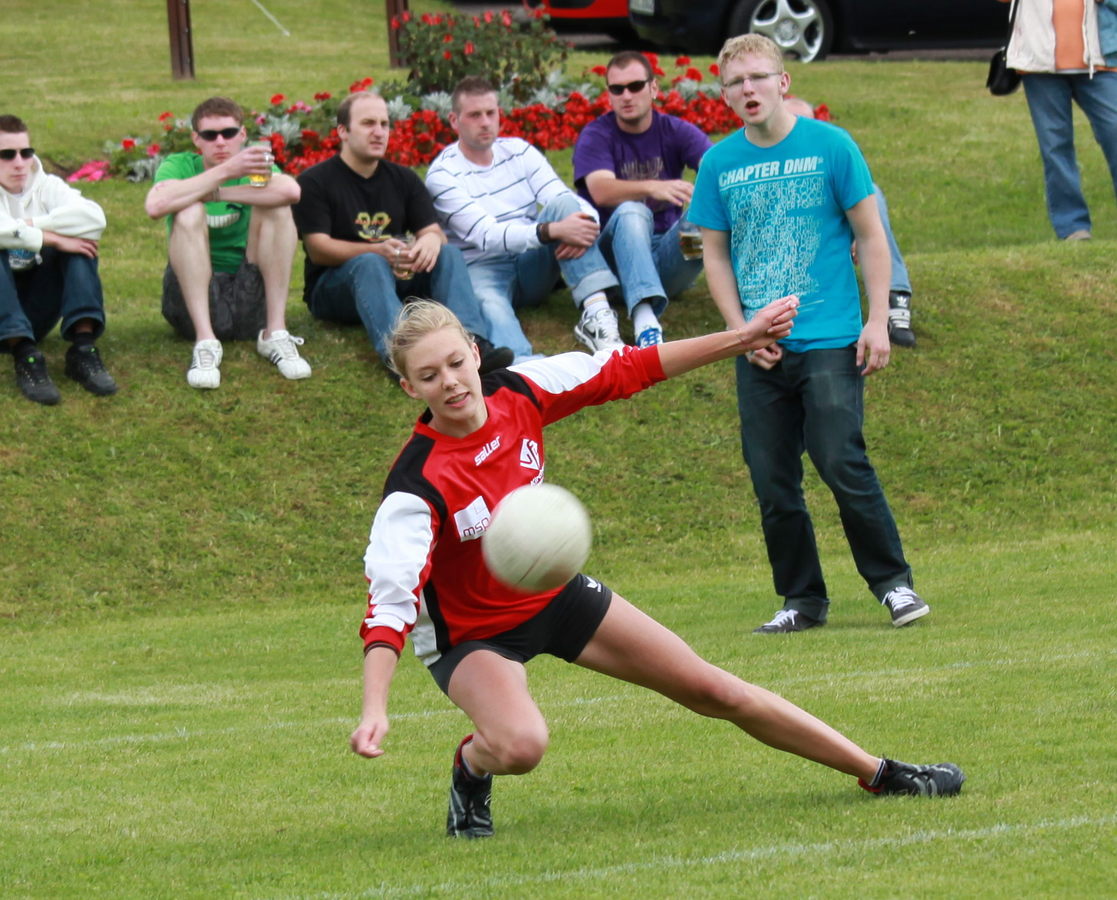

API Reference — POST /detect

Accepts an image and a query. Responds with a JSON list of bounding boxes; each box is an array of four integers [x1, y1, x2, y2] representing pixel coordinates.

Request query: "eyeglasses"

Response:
[[196, 127, 242, 142], [0, 148, 35, 161], [723, 73, 780, 91], [607, 79, 649, 96]]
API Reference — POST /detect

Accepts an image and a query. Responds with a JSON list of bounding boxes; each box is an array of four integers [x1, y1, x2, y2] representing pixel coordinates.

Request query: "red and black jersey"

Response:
[[359, 347, 665, 665]]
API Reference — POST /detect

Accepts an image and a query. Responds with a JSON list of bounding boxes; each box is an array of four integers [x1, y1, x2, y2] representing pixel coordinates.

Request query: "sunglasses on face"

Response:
[[196, 127, 242, 142], [607, 79, 649, 96], [0, 148, 35, 161]]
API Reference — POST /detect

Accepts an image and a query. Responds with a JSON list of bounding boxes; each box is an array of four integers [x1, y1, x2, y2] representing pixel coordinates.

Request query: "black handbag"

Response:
[[987, 0, 1022, 95]]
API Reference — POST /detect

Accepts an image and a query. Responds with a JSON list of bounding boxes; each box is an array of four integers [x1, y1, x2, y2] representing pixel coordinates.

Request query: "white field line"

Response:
[[249, 0, 290, 36], [312, 814, 1117, 899], [2, 647, 1112, 756]]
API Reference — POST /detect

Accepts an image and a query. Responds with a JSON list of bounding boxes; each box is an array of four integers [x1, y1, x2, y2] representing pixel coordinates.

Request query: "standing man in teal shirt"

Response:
[[146, 97, 310, 389], [689, 34, 927, 634]]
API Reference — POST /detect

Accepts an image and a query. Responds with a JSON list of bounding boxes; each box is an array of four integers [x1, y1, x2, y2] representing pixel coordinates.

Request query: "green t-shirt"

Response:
[[153, 152, 269, 273]]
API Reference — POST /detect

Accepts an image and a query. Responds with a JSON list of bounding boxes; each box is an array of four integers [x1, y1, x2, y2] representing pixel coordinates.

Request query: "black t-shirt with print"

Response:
[[293, 154, 438, 298]]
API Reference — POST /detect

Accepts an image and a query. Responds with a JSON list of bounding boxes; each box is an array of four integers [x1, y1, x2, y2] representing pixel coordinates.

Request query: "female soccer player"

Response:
[[350, 298, 964, 838]]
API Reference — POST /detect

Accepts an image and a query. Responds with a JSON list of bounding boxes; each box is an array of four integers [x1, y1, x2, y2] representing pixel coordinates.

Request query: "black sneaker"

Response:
[[65, 344, 118, 396], [13, 348, 61, 405], [446, 734, 494, 838], [882, 586, 930, 628], [888, 291, 916, 347], [753, 609, 822, 634], [860, 758, 965, 797], [474, 335, 514, 375]]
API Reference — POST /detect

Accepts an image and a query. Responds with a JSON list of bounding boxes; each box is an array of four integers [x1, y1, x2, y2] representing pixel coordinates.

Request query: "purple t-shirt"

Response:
[[573, 111, 712, 234]]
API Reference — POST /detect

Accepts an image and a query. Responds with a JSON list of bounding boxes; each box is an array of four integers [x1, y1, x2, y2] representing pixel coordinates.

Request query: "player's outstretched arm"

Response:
[[656, 296, 798, 380], [350, 645, 400, 759]]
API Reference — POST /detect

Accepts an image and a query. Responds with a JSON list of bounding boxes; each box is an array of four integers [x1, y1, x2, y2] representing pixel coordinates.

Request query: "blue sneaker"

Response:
[[635, 326, 663, 349]]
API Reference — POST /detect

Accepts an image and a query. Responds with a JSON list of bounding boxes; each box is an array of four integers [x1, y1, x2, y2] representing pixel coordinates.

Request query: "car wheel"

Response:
[[727, 0, 834, 63]]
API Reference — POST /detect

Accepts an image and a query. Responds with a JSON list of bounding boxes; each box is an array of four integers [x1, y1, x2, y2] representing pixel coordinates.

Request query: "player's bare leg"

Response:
[[576, 593, 882, 780]]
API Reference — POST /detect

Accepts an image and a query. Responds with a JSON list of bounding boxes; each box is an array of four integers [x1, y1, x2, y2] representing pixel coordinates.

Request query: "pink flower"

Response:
[[147, 142, 161, 156], [66, 160, 109, 183]]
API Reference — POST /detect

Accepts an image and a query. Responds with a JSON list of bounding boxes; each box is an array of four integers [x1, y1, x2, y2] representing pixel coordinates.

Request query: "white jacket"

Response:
[[1006, 0, 1106, 72], [0, 157, 106, 253]]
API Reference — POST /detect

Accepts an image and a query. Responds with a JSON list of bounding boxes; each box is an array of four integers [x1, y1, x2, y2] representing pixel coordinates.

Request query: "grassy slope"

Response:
[[2, 1, 1117, 895]]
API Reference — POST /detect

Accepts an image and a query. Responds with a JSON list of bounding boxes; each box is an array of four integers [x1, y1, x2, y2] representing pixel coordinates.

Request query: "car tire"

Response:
[[727, 0, 835, 63]]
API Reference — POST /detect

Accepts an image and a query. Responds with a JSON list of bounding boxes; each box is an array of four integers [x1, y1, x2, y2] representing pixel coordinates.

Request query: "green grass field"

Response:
[[2, 1, 1116, 896]]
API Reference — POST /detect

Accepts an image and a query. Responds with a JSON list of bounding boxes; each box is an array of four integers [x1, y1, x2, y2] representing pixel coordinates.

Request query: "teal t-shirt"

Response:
[[153, 152, 266, 274], [689, 117, 874, 352]]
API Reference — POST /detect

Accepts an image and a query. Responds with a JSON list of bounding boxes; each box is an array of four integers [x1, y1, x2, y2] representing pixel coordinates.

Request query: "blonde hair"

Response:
[[718, 34, 785, 80], [387, 298, 473, 378]]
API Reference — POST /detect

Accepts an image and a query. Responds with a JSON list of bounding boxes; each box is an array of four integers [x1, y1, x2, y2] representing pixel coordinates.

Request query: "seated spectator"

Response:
[[784, 96, 916, 347], [292, 91, 512, 375], [573, 50, 713, 347], [1, 114, 116, 405], [145, 96, 311, 389], [426, 77, 622, 362]]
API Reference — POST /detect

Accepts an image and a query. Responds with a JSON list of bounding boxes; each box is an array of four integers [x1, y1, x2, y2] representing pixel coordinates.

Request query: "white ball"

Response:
[[483, 483, 592, 593]]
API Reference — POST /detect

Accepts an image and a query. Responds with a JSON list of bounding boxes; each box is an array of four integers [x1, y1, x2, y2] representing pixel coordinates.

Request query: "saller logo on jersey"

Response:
[[453, 495, 493, 542], [474, 436, 501, 466], [519, 438, 541, 471]]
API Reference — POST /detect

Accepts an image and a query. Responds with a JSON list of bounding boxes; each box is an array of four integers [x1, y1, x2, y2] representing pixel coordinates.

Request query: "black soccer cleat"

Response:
[[860, 758, 966, 797], [446, 734, 494, 838], [65, 344, 118, 396]]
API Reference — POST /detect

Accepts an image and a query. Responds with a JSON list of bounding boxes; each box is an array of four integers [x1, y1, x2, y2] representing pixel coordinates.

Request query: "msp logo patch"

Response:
[[519, 438, 541, 471], [453, 495, 492, 542]]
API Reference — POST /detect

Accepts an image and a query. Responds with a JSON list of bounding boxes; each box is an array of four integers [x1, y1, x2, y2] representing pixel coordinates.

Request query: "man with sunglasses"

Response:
[[573, 51, 713, 349], [1, 115, 117, 405], [145, 97, 310, 389]]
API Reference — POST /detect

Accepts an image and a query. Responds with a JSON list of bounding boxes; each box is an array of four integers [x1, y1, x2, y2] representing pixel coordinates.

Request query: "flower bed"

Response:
[[73, 53, 828, 183]]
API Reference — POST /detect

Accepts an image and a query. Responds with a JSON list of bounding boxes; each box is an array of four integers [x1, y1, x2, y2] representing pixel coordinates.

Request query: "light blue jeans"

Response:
[[306, 244, 490, 364], [1022, 71, 1117, 238], [874, 185, 911, 294], [596, 202, 703, 315], [466, 194, 618, 359]]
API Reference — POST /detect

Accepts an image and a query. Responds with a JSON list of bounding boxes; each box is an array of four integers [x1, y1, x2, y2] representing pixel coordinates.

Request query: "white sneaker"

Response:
[[573, 306, 625, 353], [257, 330, 311, 380], [187, 339, 223, 389]]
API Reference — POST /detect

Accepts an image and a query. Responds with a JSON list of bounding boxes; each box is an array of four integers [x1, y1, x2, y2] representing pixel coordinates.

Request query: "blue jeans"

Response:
[[597, 202, 703, 315], [1022, 71, 1117, 238], [0, 248, 106, 345], [306, 245, 490, 364], [466, 194, 618, 359], [874, 185, 912, 294], [735, 346, 911, 621]]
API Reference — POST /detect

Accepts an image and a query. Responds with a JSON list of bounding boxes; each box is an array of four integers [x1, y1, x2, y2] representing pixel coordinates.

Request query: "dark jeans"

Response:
[[306, 245, 490, 364], [0, 248, 106, 345], [735, 345, 911, 622]]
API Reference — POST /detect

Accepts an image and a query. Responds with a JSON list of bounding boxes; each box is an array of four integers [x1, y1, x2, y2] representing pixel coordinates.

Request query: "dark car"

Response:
[[629, 0, 1010, 62]]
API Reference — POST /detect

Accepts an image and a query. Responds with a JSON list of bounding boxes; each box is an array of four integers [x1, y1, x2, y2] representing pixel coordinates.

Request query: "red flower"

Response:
[[685, 67, 703, 81], [443, 33, 453, 43], [813, 103, 831, 121], [590, 64, 607, 77], [270, 93, 285, 106], [158, 111, 174, 122], [709, 63, 720, 77], [443, 50, 452, 60], [147, 142, 161, 156], [401, 10, 410, 22], [121, 138, 136, 151], [390, 15, 399, 29], [464, 41, 475, 55], [483, 9, 493, 23], [676, 56, 691, 67], [314, 91, 332, 101]]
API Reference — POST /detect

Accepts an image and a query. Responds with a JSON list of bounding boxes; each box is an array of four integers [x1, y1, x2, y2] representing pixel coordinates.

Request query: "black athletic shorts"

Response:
[[428, 573, 613, 695], [161, 259, 265, 341]]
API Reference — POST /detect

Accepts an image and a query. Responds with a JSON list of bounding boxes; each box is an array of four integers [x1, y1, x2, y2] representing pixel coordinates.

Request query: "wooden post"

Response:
[[386, 0, 410, 69], [167, 0, 196, 81]]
